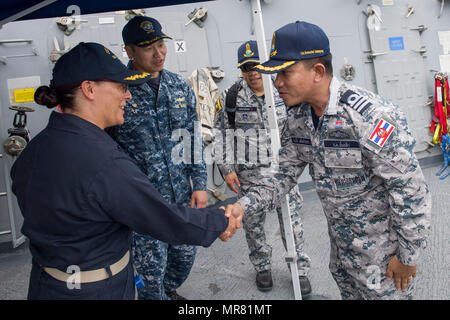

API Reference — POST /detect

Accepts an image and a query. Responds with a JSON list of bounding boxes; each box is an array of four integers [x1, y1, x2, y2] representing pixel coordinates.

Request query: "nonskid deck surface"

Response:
[[0, 163, 448, 300]]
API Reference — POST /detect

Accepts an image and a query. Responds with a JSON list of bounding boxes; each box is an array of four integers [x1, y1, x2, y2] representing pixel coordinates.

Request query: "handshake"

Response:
[[218, 203, 246, 241]]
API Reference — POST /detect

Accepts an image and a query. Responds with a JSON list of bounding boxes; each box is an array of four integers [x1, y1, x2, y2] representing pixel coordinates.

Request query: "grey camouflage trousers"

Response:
[[329, 238, 415, 300], [241, 181, 311, 276]]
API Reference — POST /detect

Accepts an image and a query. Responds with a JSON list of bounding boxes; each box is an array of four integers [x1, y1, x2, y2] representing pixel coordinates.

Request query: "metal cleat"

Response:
[[410, 25, 428, 33], [49, 37, 69, 63], [185, 7, 208, 27], [125, 9, 145, 20], [340, 58, 355, 81], [367, 51, 387, 60], [210, 69, 225, 82], [406, 6, 415, 18], [55, 16, 87, 36], [412, 46, 427, 56], [3, 106, 34, 157], [366, 4, 383, 23]]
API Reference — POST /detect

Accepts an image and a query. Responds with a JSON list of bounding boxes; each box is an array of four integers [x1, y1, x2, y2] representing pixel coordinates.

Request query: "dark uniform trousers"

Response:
[[28, 259, 135, 300]]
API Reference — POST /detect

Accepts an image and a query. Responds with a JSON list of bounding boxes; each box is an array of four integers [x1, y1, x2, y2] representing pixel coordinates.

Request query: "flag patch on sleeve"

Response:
[[368, 118, 395, 148]]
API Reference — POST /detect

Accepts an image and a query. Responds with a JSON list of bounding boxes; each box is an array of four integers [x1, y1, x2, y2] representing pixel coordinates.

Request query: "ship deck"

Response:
[[1, 160, 449, 300]]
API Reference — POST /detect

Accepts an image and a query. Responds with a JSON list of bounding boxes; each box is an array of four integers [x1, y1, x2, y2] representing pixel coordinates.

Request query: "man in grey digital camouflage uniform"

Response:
[[213, 41, 312, 294], [118, 16, 208, 300], [226, 21, 431, 300]]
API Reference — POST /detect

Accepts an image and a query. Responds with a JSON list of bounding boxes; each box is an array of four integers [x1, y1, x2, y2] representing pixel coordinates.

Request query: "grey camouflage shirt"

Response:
[[238, 77, 431, 267], [212, 78, 287, 177]]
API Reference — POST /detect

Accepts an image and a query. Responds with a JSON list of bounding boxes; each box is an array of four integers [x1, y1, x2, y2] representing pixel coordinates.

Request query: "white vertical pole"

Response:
[[250, 0, 302, 300]]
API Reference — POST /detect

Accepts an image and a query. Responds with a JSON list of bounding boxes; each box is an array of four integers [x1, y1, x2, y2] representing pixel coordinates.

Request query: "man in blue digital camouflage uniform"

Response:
[[119, 16, 207, 300], [213, 41, 311, 295], [226, 21, 431, 299]]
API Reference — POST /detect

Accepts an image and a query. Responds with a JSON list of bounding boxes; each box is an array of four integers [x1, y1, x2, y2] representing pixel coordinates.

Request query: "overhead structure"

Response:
[[0, 0, 214, 28]]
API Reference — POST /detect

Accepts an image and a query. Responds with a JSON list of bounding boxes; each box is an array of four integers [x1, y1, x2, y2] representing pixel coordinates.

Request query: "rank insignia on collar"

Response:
[[340, 89, 372, 115], [368, 118, 395, 149]]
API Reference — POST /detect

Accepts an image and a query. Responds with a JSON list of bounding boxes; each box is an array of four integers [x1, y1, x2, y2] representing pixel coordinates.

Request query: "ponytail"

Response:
[[34, 82, 81, 110]]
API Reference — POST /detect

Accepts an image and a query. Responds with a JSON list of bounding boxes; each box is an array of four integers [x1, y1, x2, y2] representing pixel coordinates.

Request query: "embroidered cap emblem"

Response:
[[270, 32, 277, 57], [243, 43, 254, 57], [140, 21, 154, 33]]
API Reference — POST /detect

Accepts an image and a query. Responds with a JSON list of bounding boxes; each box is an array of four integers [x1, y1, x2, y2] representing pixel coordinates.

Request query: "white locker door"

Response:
[[367, 1, 431, 152]]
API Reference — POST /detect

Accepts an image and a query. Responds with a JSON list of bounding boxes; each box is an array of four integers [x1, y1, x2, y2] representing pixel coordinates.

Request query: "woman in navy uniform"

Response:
[[10, 42, 238, 300]]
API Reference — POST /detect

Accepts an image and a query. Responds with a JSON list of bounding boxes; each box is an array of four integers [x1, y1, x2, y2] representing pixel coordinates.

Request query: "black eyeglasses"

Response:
[[240, 63, 259, 73]]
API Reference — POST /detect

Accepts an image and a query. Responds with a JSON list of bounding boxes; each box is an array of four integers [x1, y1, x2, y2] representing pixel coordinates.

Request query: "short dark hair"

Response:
[[301, 53, 333, 76]]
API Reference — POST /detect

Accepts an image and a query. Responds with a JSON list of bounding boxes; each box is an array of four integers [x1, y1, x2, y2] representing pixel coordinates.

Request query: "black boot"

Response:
[[256, 270, 273, 292], [299, 276, 312, 297], [166, 290, 187, 300]]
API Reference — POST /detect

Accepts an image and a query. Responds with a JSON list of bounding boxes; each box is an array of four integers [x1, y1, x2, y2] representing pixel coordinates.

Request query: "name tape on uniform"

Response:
[[324, 140, 360, 149], [291, 137, 312, 145], [236, 106, 256, 112]]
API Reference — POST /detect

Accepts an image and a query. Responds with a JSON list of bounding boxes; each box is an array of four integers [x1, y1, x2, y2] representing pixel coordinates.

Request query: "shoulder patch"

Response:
[[367, 118, 395, 149], [214, 97, 223, 115], [339, 89, 372, 115]]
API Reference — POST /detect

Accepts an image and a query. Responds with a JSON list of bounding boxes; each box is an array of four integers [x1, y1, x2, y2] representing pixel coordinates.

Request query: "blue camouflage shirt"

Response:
[[118, 65, 207, 206]]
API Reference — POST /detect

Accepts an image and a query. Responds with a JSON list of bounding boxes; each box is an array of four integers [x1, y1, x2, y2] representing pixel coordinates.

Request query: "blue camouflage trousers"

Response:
[[241, 183, 311, 276], [132, 232, 196, 300]]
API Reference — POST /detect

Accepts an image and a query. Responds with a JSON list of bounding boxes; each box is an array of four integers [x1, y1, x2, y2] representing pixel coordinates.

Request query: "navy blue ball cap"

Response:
[[254, 21, 330, 74], [51, 42, 151, 87], [122, 16, 172, 47], [237, 40, 260, 68]]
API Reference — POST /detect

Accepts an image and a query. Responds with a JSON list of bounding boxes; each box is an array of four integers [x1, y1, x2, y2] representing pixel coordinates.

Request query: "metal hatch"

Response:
[[365, 1, 432, 152]]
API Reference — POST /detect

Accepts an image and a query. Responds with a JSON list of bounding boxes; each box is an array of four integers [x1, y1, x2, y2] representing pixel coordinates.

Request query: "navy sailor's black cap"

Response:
[[255, 21, 330, 74], [51, 42, 151, 87], [122, 16, 172, 47], [237, 40, 260, 67]]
